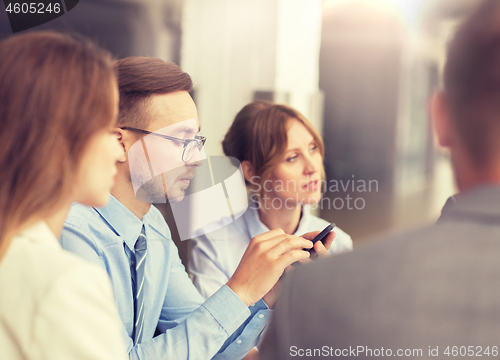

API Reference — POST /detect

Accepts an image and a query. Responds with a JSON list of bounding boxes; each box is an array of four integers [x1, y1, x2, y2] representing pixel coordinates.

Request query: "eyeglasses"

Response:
[[121, 127, 206, 162]]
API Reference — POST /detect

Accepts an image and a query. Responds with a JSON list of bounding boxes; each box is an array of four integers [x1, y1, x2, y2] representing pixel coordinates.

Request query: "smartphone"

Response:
[[307, 222, 336, 253]]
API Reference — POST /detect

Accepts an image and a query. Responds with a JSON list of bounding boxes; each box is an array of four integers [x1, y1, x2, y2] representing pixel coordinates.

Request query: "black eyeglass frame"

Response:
[[120, 126, 206, 162]]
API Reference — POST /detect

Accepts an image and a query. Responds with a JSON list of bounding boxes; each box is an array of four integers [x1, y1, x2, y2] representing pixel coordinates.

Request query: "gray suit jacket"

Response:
[[261, 185, 500, 359]]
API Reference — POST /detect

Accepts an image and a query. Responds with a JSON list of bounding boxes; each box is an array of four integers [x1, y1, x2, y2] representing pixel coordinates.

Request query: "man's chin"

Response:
[[165, 179, 193, 203], [165, 189, 186, 203], [134, 176, 190, 203], [134, 189, 186, 204], [135, 190, 167, 204]]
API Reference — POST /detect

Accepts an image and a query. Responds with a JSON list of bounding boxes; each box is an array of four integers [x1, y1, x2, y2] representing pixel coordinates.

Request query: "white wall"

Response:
[[181, 0, 323, 156]]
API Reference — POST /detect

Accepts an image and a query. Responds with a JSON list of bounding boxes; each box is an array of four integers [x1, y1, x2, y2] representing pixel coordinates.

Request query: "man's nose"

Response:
[[186, 146, 204, 167]]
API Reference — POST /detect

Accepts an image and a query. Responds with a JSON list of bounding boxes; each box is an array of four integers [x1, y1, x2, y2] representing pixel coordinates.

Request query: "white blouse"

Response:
[[0, 222, 128, 360], [188, 205, 353, 299]]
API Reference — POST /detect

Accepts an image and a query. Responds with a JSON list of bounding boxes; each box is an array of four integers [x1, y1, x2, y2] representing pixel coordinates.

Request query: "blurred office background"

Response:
[[0, 0, 481, 252]]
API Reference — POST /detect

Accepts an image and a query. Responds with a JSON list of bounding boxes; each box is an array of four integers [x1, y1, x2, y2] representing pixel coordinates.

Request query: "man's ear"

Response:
[[114, 127, 129, 163], [241, 160, 256, 183], [431, 91, 454, 148]]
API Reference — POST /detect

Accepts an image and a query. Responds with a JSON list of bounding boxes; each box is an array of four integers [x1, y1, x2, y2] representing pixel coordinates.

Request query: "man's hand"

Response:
[[226, 229, 313, 307], [261, 230, 337, 308]]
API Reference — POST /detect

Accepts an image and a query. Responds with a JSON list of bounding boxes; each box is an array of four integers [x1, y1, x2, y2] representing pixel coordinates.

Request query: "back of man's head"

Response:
[[444, 0, 500, 168], [114, 57, 193, 129]]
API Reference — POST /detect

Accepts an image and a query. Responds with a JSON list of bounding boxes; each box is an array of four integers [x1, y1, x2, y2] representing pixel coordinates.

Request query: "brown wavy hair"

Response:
[[222, 101, 325, 197], [0, 31, 116, 257]]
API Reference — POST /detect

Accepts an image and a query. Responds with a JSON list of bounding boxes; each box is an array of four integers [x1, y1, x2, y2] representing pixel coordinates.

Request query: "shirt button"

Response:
[[258, 314, 265, 319], [236, 340, 242, 344]]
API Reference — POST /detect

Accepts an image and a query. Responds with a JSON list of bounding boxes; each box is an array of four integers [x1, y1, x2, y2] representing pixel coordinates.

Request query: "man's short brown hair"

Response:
[[444, 0, 500, 168], [115, 57, 193, 129]]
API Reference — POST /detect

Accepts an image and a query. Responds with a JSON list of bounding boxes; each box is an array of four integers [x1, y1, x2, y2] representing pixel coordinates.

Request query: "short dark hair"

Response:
[[114, 57, 193, 129], [443, 0, 500, 167]]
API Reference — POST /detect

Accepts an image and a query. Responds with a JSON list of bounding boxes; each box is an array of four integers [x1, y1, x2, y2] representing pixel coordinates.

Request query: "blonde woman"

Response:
[[0, 32, 127, 360]]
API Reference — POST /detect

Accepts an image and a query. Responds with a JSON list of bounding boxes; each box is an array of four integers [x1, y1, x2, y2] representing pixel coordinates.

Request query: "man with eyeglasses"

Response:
[[60, 57, 330, 360]]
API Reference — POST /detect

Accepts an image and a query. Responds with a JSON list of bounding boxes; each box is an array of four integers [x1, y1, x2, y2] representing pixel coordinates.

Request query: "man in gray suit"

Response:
[[260, 0, 500, 358]]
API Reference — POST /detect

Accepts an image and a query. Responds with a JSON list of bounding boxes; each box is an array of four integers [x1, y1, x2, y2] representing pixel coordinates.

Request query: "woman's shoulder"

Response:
[[0, 227, 118, 358], [1, 229, 109, 300]]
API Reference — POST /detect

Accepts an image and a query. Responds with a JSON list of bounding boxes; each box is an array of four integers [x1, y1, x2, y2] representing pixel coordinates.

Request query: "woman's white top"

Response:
[[0, 221, 128, 360], [188, 205, 353, 299]]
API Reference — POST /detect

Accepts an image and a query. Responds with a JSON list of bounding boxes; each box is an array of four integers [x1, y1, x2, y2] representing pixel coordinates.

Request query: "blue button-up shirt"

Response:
[[60, 195, 270, 360]]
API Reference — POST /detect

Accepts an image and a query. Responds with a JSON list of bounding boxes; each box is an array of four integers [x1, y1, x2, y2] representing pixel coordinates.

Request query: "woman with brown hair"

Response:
[[188, 100, 353, 299], [0, 32, 127, 359]]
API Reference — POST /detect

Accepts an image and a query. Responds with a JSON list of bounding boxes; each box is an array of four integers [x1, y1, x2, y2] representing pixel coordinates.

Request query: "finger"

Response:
[[322, 231, 336, 251], [300, 231, 321, 241], [267, 235, 313, 258], [314, 240, 329, 258], [247, 234, 311, 256], [247, 230, 287, 253], [277, 249, 311, 269], [251, 228, 286, 243]]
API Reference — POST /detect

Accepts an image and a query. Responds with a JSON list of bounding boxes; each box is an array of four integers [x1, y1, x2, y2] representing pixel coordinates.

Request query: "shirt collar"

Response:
[[243, 203, 311, 238], [94, 194, 150, 251], [294, 206, 312, 236]]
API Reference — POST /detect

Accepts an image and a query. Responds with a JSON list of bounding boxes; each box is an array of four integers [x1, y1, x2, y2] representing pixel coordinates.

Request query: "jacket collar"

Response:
[[438, 184, 500, 225]]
